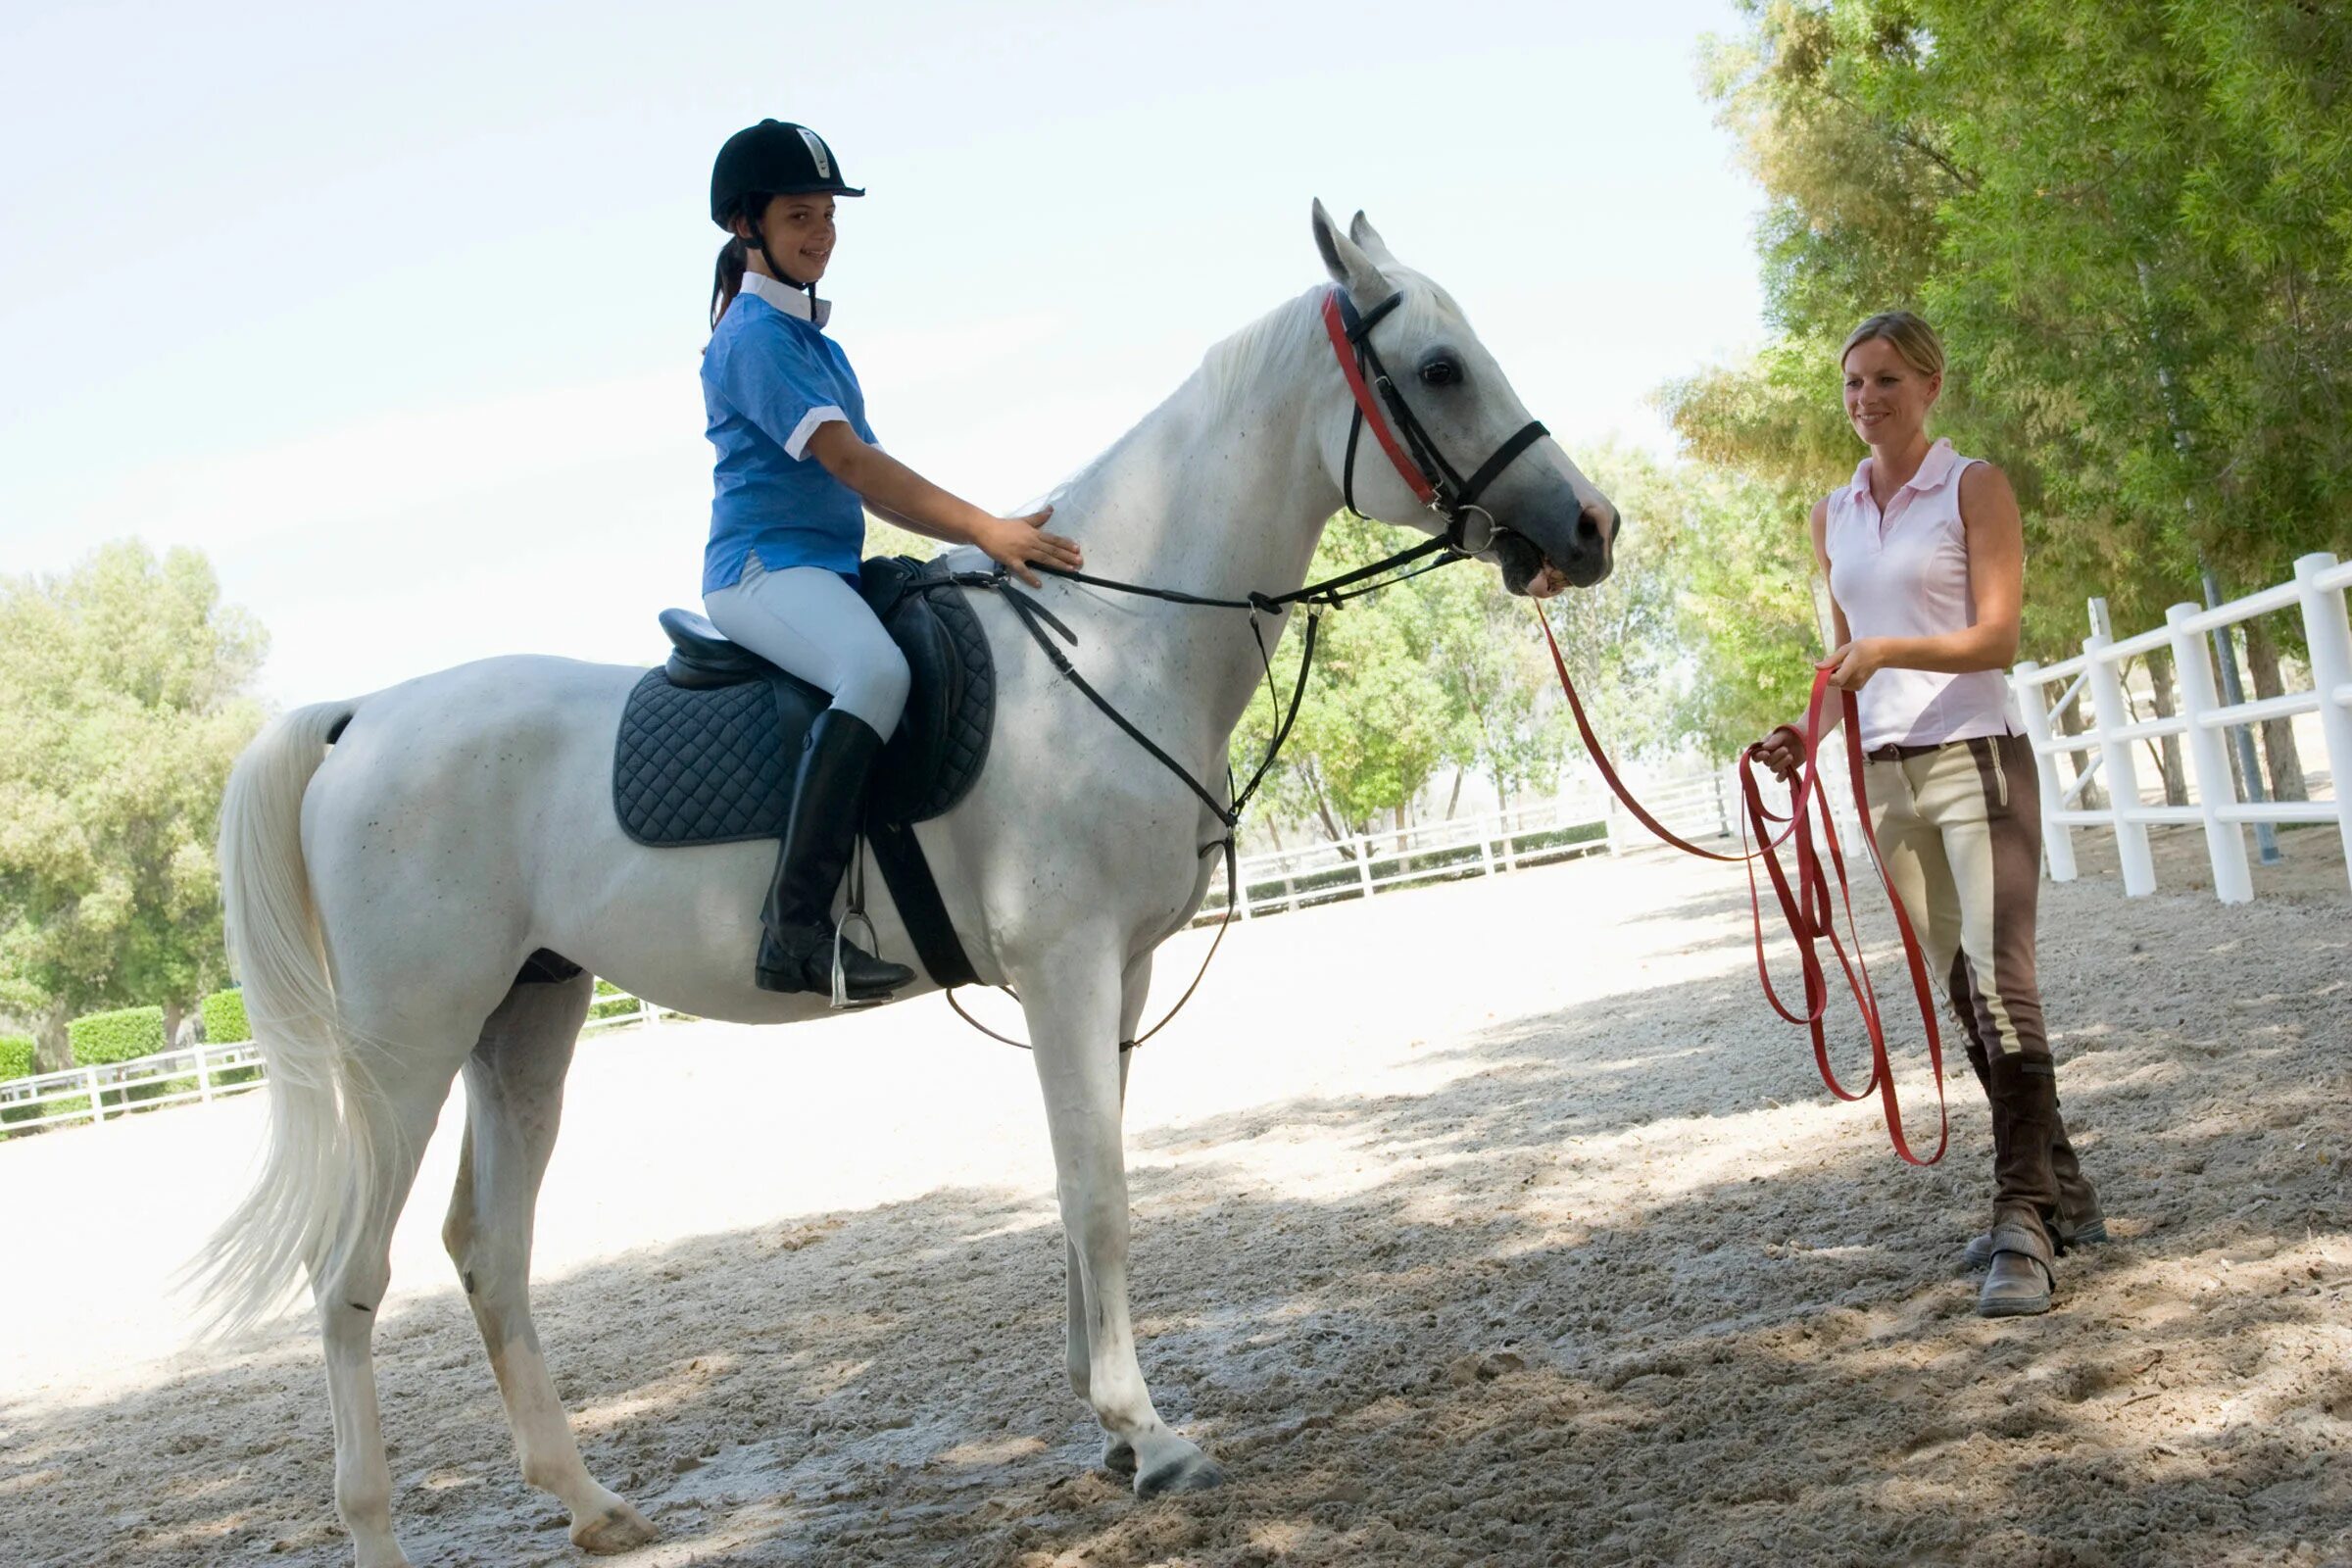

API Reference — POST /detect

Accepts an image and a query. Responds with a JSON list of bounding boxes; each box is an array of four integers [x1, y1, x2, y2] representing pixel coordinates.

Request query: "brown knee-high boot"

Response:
[[1980, 1052, 2061, 1317], [1955, 991, 2105, 1266]]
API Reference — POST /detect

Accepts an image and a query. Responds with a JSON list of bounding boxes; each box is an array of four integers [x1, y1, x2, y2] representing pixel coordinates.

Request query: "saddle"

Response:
[[610, 555, 994, 986]]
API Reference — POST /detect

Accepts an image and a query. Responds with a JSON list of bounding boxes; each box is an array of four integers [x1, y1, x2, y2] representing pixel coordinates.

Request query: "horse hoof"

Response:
[[1135, 1447, 1224, 1497], [573, 1501, 659, 1553], [1102, 1436, 1138, 1476]]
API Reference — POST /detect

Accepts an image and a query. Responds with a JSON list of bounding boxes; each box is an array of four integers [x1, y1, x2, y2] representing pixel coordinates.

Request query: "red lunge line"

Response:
[[1534, 607, 1949, 1165]]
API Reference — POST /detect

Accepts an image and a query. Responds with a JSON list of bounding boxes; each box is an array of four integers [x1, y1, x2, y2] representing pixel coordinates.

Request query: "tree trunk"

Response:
[[1446, 766, 1466, 819], [2142, 656, 2188, 806], [163, 999, 186, 1054], [33, 1004, 72, 1074], [1394, 803, 1408, 855], [2056, 685, 2105, 810], [2241, 619, 2309, 801]]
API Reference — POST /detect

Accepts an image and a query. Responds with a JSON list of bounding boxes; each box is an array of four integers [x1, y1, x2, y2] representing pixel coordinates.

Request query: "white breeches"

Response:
[[703, 556, 911, 738]]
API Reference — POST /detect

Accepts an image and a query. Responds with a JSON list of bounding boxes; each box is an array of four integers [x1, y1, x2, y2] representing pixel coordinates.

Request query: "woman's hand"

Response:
[[1750, 724, 1805, 783], [1821, 637, 1889, 692], [978, 506, 1083, 588]]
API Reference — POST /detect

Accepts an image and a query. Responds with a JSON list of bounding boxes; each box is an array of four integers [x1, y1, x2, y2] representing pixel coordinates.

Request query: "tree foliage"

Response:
[[0, 542, 267, 1068], [1670, 0, 2352, 668], [1231, 443, 1720, 839]]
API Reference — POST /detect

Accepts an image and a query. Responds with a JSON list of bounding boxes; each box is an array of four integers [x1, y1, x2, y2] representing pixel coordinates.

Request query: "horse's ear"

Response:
[[1312, 198, 1386, 301], [1348, 211, 1400, 270]]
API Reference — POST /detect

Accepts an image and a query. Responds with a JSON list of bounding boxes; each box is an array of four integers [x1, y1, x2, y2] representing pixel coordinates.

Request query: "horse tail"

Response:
[[190, 698, 377, 1334]]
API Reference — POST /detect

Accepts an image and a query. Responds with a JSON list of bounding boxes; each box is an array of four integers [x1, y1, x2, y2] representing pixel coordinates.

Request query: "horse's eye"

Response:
[[1419, 356, 1461, 387]]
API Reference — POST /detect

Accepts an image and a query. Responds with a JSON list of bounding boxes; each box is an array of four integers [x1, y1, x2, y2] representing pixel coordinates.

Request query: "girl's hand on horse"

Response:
[[980, 506, 1083, 588], [1821, 637, 1887, 691]]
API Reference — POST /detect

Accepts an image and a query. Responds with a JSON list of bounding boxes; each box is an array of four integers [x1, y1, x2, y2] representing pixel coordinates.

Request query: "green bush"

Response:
[[588, 979, 642, 1025], [69, 1005, 166, 1065], [200, 989, 250, 1045], [68, 1005, 170, 1110], [0, 1035, 42, 1133]]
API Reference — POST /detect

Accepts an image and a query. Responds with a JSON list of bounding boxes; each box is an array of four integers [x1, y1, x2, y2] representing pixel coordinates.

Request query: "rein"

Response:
[[1531, 610, 1949, 1164], [934, 280, 1550, 1055]]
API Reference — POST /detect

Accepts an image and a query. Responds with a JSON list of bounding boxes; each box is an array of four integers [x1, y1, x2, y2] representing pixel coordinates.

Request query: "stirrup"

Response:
[[831, 909, 888, 1010]]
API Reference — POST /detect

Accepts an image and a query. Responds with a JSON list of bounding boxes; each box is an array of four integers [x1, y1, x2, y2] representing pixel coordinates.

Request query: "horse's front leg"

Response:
[[1024, 945, 1220, 1495], [1068, 953, 1150, 1477]]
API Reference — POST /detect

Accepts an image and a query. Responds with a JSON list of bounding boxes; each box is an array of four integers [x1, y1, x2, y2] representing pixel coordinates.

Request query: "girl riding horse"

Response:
[[700, 119, 1083, 1001]]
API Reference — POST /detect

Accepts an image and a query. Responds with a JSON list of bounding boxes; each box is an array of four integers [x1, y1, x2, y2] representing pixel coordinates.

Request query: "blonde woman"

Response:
[[1754, 312, 2104, 1317]]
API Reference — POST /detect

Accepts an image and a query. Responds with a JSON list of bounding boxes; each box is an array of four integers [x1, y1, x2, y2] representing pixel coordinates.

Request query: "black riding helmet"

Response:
[[711, 120, 863, 220], [711, 121, 862, 302]]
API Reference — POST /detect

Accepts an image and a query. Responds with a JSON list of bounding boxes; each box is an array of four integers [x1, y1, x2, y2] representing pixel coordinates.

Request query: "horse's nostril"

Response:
[[1575, 501, 1619, 551]]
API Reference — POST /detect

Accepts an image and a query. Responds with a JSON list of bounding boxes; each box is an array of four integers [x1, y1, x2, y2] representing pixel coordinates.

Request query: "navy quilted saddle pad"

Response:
[[612, 556, 995, 847]]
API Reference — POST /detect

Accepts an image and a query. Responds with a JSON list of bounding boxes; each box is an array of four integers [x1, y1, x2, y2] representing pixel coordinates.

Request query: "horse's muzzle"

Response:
[[1494, 499, 1615, 597]]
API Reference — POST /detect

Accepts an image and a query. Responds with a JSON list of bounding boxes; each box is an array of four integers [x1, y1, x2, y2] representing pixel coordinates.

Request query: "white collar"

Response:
[[738, 270, 832, 328]]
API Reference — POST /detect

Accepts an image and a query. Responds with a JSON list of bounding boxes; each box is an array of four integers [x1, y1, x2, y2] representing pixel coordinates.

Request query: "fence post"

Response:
[[1478, 833, 1496, 879], [2011, 662, 2077, 882], [2166, 602, 2254, 904], [2293, 551, 2352, 893], [85, 1065, 106, 1125], [2083, 630, 2157, 896], [1604, 797, 1625, 858], [1355, 838, 1375, 900], [197, 1042, 215, 1104]]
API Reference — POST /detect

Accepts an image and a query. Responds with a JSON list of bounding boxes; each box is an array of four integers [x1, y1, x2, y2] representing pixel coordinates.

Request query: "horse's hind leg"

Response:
[[441, 973, 657, 1555], [315, 1040, 473, 1568]]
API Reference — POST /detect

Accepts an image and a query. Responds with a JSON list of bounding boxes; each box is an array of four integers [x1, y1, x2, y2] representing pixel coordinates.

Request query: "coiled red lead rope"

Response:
[[1534, 607, 1948, 1164]]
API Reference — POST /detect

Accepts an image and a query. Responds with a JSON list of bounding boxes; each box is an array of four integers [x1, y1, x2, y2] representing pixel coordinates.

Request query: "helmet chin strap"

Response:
[[748, 215, 819, 305]]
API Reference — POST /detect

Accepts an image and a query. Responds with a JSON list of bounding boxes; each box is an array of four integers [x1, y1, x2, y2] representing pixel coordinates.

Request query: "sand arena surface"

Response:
[[2, 843, 2347, 1567]]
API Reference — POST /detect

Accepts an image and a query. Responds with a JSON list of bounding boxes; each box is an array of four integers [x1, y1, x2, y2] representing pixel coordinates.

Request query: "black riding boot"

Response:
[[756, 709, 915, 1001]]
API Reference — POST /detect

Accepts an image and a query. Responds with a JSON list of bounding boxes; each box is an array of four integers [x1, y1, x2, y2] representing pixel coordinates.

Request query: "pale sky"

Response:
[[0, 0, 1764, 706]]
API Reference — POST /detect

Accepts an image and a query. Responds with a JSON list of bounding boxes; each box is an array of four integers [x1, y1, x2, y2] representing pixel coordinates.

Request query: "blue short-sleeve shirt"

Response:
[[701, 274, 877, 592]]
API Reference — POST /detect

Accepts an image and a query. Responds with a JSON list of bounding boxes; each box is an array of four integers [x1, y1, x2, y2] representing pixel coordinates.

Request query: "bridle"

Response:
[[1320, 287, 1552, 557], [935, 282, 1565, 1051]]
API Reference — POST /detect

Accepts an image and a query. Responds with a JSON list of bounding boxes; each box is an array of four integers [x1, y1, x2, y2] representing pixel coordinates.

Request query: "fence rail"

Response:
[[0, 1040, 269, 1134], [0, 990, 681, 1138], [2010, 550, 2352, 903], [1194, 770, 1788, 923]]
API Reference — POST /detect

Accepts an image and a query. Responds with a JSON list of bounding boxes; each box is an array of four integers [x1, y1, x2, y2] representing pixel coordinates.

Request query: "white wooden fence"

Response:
[[2010, 550, 2352, 903], [0, 1039, 269, 1134], [1194, 770, 1777, 923]]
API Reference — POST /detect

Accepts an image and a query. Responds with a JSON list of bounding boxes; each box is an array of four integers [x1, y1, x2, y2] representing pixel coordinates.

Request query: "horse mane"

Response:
[[1034, 287, 1328, 512], [1030, 274, 1446, 515]]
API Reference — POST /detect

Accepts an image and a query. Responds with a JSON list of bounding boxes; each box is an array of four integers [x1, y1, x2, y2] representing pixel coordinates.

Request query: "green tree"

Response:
[[1232, 448, 1710, 842], [1678, 0, 2352, 664], [0, 542, 268, 1069]]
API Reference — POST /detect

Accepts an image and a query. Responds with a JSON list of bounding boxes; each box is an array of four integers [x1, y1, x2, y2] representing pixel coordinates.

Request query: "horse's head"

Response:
[[1310, 201, 1618, 597]]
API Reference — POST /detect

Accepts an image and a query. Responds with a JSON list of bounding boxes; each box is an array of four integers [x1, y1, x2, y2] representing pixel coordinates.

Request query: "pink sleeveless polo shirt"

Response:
[[1824, 438, 2025, 751]]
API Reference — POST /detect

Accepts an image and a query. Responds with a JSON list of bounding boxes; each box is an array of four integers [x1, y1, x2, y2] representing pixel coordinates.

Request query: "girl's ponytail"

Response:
[[710, 232, 749, 329]]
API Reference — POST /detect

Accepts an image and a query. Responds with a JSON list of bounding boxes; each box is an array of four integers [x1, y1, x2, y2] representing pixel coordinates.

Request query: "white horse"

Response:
[[201, 203, 1617, 1567]]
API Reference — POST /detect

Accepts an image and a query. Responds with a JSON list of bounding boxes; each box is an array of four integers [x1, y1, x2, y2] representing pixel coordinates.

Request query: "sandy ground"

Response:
[[2, 844, 2348, 1568]]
